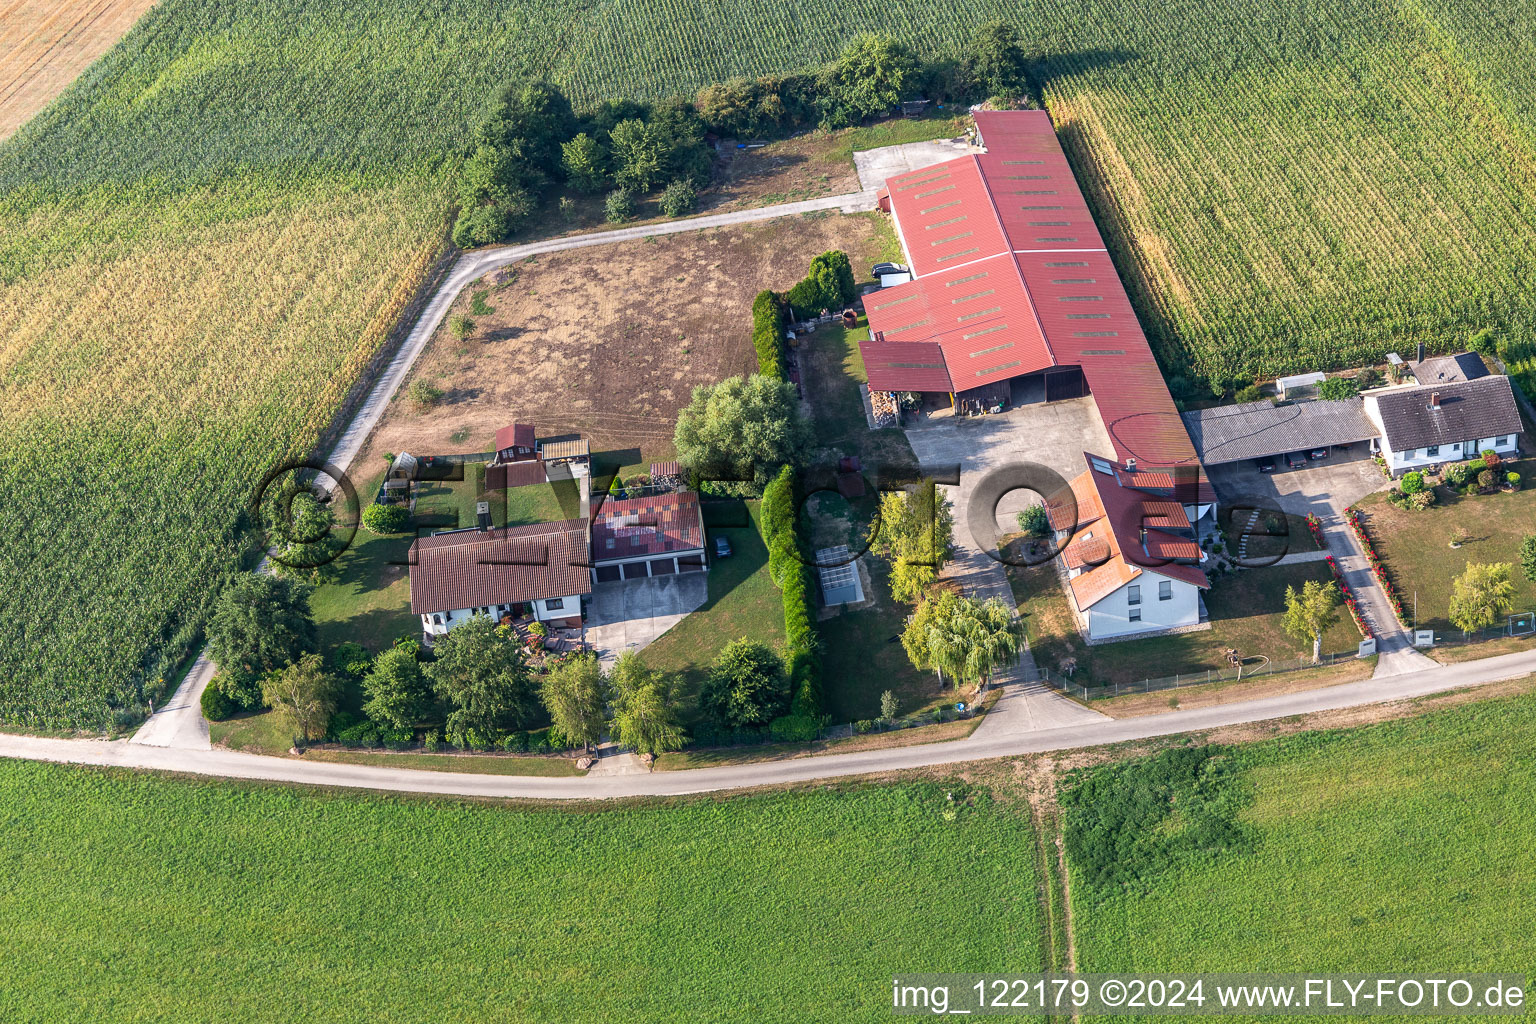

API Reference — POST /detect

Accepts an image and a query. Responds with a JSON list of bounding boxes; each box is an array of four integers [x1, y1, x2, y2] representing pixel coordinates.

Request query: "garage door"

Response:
[[621, 561, 648, 580], [594, 564, 622, 583], [651, 557, 676, 575]]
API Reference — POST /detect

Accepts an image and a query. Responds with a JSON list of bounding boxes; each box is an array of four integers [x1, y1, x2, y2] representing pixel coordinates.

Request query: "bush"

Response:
[[751, 290, 786, 380], [604, 188, 635, 223], [200, 681, 237, 721], [407, 379, 443, 409], [1445, 464, 1468, 486], [1017, 502, 1050, 537], [659, 178, 697, 217], [337, 720, 381, 747], [1355, 367, 1384, 389], [1409, 489, 1436, 510], [1234, 384, 1264, 403], [1478, 469, 1496, 490], [768, 713, 823, 743], [360, 502, 409, 534], [423, 729, 441, 752], [1509, 472, 1521, 488], [783, 276, 823, 316], [853, 719, 879, 734], [381, 727, 413, 750], [1466, 458, 1488, 477], [529, 621, 548, 638], [1399, 470, 1425, 495], [1316, 376, 1359, 400]]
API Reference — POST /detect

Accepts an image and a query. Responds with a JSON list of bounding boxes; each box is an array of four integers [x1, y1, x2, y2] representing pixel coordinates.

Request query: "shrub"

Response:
[[361, 502, 409, 534], [768, 713, 823, 743], [381, 727, 412, 750], [1399, 471, 1425, 495], [1234, 384, 1264, 403], [604, 188, 635, 223], [407, 379, 443, 409], [529, 621, 548, 637], [1355, 367, 1384, 389], [200, 681, 237, 721], [783, 276, 823, 316], [1509, 472, 1522, 488], [1445, 464, 1468, 486], [659, 178, 697, 217], [448, 314, 474, 341], [853, 719, 878, 734], [1478, 469, 1496, 490], [1017, 502, 1051, 537], [1316, 376, 1359, 400], [1409, 489, 1436, 510], [423, 729, 442, 752], [751, 290, 786, 380], [1466, 458, 1488, 476]]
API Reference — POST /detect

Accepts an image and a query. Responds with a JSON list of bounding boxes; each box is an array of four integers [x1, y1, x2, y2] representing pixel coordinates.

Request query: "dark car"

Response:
[[1286, 451, 1308, 469], [871, 262, 909, 278], [713, 535, 732, 559], [1309, 447, 1329, 460], [1255, 455, 1277, 473]]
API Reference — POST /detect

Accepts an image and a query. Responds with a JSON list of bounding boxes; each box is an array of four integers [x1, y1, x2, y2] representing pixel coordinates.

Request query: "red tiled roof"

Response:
[[1055, 456, 1209, 609], [875, 110, 1200, 469], [592, 491, 704, 562], [485, 461, 546, 489], [495, 422, 535, 451], [859, 338, 954, 393], [409, 520, 590, 614]]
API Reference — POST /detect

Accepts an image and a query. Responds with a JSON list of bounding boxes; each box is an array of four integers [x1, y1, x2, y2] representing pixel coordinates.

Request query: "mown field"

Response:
[[0, 763, 1039, 1022], [8, 0, 1536, 727], [1066, 692, 1536, 1003]]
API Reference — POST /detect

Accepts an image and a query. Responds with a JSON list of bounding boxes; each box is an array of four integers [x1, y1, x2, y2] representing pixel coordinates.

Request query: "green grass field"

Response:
[[0, 763, 1040, 1022], [10, 0, 1536, 729], [1067, 692, 1536, 998]]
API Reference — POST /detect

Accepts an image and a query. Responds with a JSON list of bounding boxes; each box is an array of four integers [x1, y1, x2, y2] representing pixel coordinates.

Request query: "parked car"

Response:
[[1309, 447, 1329, 460], [713, 535, 732, 558], [1255, 455, 1277, 473], [871, 262, 909, 278], [1285, 451, 1307, 469]]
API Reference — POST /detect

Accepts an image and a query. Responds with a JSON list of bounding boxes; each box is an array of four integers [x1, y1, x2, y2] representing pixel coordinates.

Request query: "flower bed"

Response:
[[1324, 554, 1372, 638], [1304, 513, 1325, 549], [1343, 506, 1407, 626]]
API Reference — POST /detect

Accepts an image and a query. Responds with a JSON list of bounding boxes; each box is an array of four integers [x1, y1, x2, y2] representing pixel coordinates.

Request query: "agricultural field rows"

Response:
[[1069, 692, 1536, 1000], [0, 765, 1039, 1022], [7, 0, 1536, 725]]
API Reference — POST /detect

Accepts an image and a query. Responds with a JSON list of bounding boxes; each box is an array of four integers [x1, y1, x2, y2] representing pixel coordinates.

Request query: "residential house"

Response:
[[411, 519, 591, 638], [1050, 453, 1211, 641], [590, 491, 707, 582], [1362, 376, 1522, 476]]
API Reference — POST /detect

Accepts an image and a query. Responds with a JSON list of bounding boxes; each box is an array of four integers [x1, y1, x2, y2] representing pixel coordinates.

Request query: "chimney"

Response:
[[1417, 341, 1425, 363], [476, 501, 491, 531], [1139, 526, 1148, 548], [1125, 457, 1137, 473], [1428, 391, 1440, 411]]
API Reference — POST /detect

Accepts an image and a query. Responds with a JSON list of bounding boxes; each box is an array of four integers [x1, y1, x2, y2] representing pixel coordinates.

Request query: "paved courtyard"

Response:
[[1206, 449, 1386, 518], [852, 137, 979, 192], [584, 574, 708, 667], [904, 399, 1113, 734]]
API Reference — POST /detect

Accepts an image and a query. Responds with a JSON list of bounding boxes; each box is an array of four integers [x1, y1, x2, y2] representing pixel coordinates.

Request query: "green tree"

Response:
[[819, 33, 919, 128], [609, 118, 664, 192], [362, 642, 433, 730], [1316, 376, 1359, 400], [1449, 562, 1517, 634], [1282, 578, 1341, 663], [604, 188, 635, 224], [1521, 536, 1536, 583], [477, 79, 576, 178], [561, 132, 609, 193], [360, 502, 408, 534], [539, 652, 610, 751], [207, 574, 316, 708], [702, 639, 788, 727], [609, 653, 686, 765], [696, 77, 763, 135], [879, 689, 900, 722], [659, 178, 697, 217], [966, 22, 1032, 98], [260, 652, 339, 745], [424, 617, 541, 740], [674, 374, 811, 496], [870, 482, 955, 603], [263, 486, 343, 584], [902, 589, 1022, 691]]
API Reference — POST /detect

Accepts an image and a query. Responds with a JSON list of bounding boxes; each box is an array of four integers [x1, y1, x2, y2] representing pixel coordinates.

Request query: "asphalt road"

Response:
[[12, 646, 1533, 801]]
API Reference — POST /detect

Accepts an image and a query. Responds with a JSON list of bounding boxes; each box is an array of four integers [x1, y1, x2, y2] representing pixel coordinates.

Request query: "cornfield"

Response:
[[5, 0, 1536, 725]]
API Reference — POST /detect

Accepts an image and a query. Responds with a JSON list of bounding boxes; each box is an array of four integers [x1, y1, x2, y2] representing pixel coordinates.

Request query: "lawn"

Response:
[[799, 318, 919, 473], [414, 470, 578, 531], [1357, 472, 1536, 635], [1068, 691, 1536, 990], [0, 762, 1040, 1023], [1010, 558, 1363, 690], [641, 501, 785, 695]]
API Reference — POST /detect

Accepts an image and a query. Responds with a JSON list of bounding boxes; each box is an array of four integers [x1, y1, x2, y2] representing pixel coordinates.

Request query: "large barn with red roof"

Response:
[[866, 110, 1200, 471], [867, 110, 1213, 640]]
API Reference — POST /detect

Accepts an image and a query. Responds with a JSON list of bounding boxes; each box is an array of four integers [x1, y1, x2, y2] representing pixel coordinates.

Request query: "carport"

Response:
[[1181, 399, 1379, 466]]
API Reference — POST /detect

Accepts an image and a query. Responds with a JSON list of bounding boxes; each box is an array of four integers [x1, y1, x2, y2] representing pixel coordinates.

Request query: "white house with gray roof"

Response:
[[1361, 376, 1523, 476]]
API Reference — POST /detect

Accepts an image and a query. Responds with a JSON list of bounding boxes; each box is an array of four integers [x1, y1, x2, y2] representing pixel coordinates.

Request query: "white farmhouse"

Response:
[[1362, 376, 1522, 477], [1050, 453, 1212, 642]]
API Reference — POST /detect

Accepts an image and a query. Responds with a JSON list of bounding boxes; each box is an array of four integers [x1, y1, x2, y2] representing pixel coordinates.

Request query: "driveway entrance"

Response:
[[584, 573, 708, 666]]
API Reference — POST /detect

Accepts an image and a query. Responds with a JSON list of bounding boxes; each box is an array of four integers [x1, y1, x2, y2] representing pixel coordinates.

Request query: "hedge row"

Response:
[[783, 250, 858, 319], [752, 289, 786, 380], [761, 465, 824, 725]]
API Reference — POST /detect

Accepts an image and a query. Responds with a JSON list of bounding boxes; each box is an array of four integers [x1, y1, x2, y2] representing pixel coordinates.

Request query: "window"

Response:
[[1497, 436, 1510, 446], [1129, 608, 1142, 622], [1159, 580, 1172, 601], [1090, 456, 1114, 475], [1127, 585, 1141, 606], [545, 597, 565, 611], [1426, 445, 1439, 457]]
